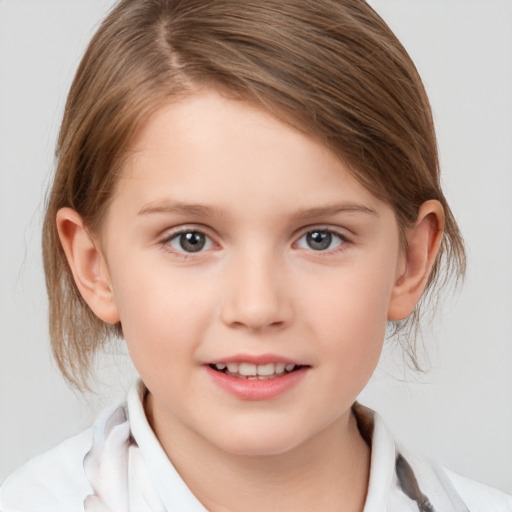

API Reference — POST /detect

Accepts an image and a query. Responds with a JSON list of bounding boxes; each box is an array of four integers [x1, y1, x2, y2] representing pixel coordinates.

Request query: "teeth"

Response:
[[214, 361, 298, 377], [227, 362, 239, 373], [257, 363, 275, 376], [238, 363, 257, 376], [275, 363, 286, 374]]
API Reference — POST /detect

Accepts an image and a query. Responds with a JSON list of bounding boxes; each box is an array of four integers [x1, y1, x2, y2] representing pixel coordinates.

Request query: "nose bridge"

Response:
[[221, 243, 291, 331]]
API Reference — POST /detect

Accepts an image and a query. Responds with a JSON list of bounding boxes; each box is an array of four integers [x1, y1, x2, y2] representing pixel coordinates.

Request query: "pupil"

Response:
[[307, 231, 331, 251], [180, 232, 205, 252]]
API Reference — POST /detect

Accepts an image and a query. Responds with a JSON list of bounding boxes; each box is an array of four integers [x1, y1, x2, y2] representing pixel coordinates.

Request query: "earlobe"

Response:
[[388, 200, 445, 321], [56, 207, 120, 324]]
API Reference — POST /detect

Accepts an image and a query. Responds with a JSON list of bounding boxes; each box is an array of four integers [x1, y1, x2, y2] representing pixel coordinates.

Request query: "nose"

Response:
[[220, 251, 293, 332]]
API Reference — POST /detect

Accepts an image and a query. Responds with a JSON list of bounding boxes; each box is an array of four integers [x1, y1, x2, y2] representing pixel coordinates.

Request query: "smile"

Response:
[[206, 358, 309, 400], [209, 362, 301, 380]]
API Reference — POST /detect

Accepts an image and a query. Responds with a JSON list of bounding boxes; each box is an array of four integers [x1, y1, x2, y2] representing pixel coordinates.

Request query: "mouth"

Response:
[[205, 357, 310, 400], [208, 362, 306, 380]]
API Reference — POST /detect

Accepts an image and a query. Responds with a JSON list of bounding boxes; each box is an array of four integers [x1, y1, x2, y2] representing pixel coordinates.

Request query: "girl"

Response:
[[1, 1, 510, 511]]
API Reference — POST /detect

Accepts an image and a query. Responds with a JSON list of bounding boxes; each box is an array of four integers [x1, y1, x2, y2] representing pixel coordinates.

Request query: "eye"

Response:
[[296, 229, 345, 252], [167, 230, 214, 253]]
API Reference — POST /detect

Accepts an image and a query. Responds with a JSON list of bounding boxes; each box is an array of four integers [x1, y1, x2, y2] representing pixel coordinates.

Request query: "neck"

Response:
[[145, 395, 371, 512]]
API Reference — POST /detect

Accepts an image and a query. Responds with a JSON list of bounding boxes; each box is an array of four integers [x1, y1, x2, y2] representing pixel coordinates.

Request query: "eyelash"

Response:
[[161, 228, 216, 259], [295, 228, 347, 255], [160, 227, 349, 258]]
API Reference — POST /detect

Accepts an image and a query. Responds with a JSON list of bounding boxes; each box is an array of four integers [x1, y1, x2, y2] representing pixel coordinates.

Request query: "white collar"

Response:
[[122, 379, 468, 512], [128, 379, 207, 511], [352, 403, 397, 511]]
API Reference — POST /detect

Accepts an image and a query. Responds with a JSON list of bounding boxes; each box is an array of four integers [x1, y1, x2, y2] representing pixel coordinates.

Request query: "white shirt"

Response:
[[1, 380, 511, 511]]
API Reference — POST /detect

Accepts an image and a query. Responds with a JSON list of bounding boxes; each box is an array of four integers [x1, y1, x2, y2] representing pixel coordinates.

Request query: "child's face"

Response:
[[98, 89, 405, 456]]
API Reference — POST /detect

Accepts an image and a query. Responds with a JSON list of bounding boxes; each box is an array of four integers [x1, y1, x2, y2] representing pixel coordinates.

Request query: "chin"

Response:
[[207, 424, 309, 458]]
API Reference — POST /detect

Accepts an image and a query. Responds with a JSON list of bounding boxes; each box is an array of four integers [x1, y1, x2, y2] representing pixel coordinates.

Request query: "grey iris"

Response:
[[180, 232, 206, 252], [307, 231, 331, 250]]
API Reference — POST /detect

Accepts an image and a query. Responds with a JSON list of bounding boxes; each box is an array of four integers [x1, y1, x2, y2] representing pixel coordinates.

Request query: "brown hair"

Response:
[[43, 0, 466, 389]]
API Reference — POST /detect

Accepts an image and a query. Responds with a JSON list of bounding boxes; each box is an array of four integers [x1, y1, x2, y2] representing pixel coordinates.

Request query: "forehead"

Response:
[[110, 89, 391, 227]]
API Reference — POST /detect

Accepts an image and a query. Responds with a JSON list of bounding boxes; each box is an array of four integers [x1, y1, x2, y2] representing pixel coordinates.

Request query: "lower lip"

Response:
[[205, 366, 308, 401]]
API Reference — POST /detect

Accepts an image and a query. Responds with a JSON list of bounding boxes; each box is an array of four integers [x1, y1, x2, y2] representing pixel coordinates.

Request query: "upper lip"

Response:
[[206, 354, 306, 366]]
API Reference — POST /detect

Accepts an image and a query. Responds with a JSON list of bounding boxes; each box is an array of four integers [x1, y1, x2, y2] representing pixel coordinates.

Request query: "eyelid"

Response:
[[158, 224, 351, 258], [159, 225, 219, 256], [293, 225, 350, 242], [293, 226, 350, 253], [160, 223, 216, 241]]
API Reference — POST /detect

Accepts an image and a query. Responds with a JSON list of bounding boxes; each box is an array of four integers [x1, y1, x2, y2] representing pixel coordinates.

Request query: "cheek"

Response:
[[307, 266, 392, 333], [109, 263, 218, 371], [300, 263, 394, 375]]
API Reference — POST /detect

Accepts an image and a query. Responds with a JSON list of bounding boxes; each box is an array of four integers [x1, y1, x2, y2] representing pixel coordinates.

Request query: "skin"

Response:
[[57, 89, 444, 512]]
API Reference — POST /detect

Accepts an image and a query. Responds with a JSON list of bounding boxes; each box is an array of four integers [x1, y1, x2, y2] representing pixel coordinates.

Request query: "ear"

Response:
[[56, 207, 120, 324], [388, 200, 444, 321]]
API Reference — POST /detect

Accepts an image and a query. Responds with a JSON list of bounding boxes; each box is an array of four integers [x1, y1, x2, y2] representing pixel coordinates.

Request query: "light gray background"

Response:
[[1, 0, 511, 493]]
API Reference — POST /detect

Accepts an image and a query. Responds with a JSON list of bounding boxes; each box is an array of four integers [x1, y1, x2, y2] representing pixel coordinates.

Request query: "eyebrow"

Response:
[[138, 201, 224, 217], [137, 200, 378, 219], [294, 204, 378, 220]]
